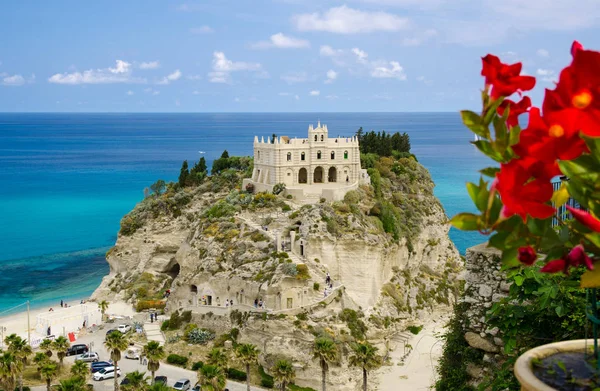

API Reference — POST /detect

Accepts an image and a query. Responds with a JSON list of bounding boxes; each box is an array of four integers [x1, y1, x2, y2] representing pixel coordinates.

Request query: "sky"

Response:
[[0, 0, 599, 112]]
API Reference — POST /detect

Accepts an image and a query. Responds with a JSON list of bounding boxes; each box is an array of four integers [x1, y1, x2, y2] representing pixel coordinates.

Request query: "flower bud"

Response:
[[566, 205, 600, 232], [540, 259, 567, 274], [517, 246, 537, 265], [566, 244, 594, 270]]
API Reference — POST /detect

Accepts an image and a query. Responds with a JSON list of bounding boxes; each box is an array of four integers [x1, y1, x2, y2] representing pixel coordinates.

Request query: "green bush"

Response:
[[407, 325, 423, 335], [296, 264, 310, 280], [259, 365, 274, 389], [166, 354, 188, 367], [343, 190, 361, 205], [286, 194, 293, 199], [313, 282, 320, 291], [282, 263, 298, 277], [339, 309, 367, 340], [160, 320, 170, 331], [136, 300, 166, 312], [227, 368, 247, 381], [272, 183, 286, 195], [180, 310, 192, 323], [281, 204, 292, 212], [120, 214, 142, 236], [289, 385, 317, 391], [191, 361, 204, 371], [187, 328, 216, 345]]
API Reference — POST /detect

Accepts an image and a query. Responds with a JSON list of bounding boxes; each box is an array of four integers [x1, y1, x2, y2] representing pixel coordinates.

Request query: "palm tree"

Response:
[[39, 339, 54, 358], [57, 376, 87, 391], [198, 365, 226, 391], [0, 351, 20, 391], [40, 361, 59, 391], [235, 343, 259, 391], [5, 334, 32, 391], [122, 370, 149, 391], [147, 382, 171, 391], [105, 329, 130, 391], [52, 336, 71, 366], [272, 360, 295, 391], [70, 360, 89, 381], [206, 348, 228, 370], [34, 352, 50, 372], [312, 338, 338, 391], [142, 341, 165, 383], [99, 300, 110, 321], [349, 342, 383, 391]]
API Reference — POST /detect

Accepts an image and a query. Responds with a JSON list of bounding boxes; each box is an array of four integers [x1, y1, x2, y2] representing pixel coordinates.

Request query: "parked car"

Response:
[[90, 361, 112, 373], [125, 347, 141, 360], [120, 378, 130, 386], [105, 329, 119, 337], [173, 379, 191, 391], [117, 324, 132, 333], [191, 386, 201, 391], [92, 366, 121, 381], [75, 352, 99, 363], [67, 344, 89, 356], [154, 376, 168, 385]]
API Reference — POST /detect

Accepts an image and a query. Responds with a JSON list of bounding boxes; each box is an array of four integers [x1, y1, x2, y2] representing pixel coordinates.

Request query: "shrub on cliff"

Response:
[[166, 354, 188, 367]]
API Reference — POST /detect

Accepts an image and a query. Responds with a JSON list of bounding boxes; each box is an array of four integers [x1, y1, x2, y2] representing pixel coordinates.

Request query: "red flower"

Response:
[[541, 259, 567, 273], [543, 48, 600, 137], [517, 246, 537, 265], [481, 54, 536, 99], [495, 160, 555, 222], [498, 96, 532, 128], [566, 205, 600, 232], [513, 107, 589, 163], [571, 40, 584, 58], [566, 245, 594, 270]]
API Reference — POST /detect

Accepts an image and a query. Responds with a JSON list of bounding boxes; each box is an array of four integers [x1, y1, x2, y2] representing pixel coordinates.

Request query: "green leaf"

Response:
[[514, 275, 524, 286], [501, 247, 519, 268], [479, 167, 500, 178], [483, 97, 505, 125], [493, 113, 508, 151], [449, 213, 480, 231], [461, 110, 488, 138], [555, 305, 564, 317], [472, 140, 504, 162], [466, 182, 479, 206], [508, 125, 521, 147], [526, 217, 548, 236]]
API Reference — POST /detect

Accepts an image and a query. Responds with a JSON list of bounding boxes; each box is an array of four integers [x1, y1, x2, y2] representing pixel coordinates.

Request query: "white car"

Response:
[[117, 324, 132, 334], [125, 347, 141, 360], [92, 366, 121, 381], [75, 352, 99, 363], [173, 379, 191, 391]]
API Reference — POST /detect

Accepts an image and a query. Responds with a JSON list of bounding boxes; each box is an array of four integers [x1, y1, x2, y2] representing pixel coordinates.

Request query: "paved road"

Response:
[[30, 323, 262, 391]]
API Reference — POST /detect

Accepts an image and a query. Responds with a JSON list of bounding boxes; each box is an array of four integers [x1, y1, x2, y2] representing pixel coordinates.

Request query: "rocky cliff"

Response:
[[92, 155, 462, 390]]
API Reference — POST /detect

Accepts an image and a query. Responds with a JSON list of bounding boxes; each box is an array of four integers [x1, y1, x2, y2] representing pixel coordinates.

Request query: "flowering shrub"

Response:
[[452, 41, 600, 286]]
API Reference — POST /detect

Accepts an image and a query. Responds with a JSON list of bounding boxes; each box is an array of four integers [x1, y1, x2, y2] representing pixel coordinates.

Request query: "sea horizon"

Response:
[[0, 112, 488, 313]]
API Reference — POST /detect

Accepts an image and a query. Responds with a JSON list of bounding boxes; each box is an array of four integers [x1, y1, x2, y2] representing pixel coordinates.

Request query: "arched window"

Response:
[[330, 151, 335, 160], [317, 151, 322, 159], [301, 152, 305, 161], [321, 135, 324, 141], [344, 150, 348, 159], [314, 135, 317, 141], [287, 152, 292, 161]]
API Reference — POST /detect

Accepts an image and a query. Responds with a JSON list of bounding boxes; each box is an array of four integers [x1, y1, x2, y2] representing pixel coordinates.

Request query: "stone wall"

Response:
[[461, 242, 511, 381]]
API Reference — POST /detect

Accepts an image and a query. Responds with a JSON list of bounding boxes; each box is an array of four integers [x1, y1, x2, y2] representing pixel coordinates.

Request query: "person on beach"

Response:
[[47, 326, 51, 336], [254, 299, 258, 308], [60, 300, 63, 307]]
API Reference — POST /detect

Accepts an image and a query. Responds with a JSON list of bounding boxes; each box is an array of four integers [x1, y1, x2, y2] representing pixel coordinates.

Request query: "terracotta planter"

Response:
[[514, 339, 594, 391]]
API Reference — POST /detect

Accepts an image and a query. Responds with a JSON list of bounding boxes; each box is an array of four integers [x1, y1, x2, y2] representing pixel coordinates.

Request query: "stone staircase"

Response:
[[143, 322, 165, 345]]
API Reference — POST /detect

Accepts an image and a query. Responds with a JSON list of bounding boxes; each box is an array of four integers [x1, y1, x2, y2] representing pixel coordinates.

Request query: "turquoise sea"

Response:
[[0, 113, 489, 313]]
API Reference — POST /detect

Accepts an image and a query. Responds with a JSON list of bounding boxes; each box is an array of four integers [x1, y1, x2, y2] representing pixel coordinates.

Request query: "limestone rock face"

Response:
[[464, 332, 500, 353], [92, 161, 462, 391]]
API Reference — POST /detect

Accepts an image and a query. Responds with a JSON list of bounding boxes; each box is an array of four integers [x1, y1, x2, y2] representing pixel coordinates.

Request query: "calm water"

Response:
[[0, 113, 488, 313]]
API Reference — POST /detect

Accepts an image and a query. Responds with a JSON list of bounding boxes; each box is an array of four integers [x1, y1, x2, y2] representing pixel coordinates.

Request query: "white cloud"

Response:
[[209, 51, 262, 83], [252, 33, 310, 49], [371, 61, 406, 80], [352, 48, 368, 63], [537, 48, 550, 57], [416, 75, 433, 85], [187, 74, 202, 81], [293, 5, 410, 34], [139, 61, 160, 70], [295, 95, 300, 100], [126, 90, 134, 96], [325, 69, 338, 84], [281, 71, 308, 84], [326, 94, 339, 100], [320, 45, 342, 57], [536, 68, 557, 83], [48, 60, 145, 85], [2, 74, 26, 86], [190, 25, 214, 34], [157, 69, 182, 85], [309, 90, 320, 96]]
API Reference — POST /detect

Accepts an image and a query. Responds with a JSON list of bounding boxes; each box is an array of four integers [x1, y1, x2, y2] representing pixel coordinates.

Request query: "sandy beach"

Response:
[[0, 298, 135, 348]]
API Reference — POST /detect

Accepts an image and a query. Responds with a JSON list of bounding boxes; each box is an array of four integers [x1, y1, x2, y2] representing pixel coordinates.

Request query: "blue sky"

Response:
[[0, 0, 599, 112]]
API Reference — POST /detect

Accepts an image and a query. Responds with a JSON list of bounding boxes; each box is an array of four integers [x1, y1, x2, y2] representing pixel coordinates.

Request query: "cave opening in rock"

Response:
[[190, 285, 198, 294], [166, 262, 180, 279]]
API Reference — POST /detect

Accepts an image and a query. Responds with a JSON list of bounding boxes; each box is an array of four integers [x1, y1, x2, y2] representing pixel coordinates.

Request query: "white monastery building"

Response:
[[243, 121, 370, 201]]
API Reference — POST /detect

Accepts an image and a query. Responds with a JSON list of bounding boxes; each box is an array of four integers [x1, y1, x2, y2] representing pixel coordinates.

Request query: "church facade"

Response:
[[243, 122, 369, 201]]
